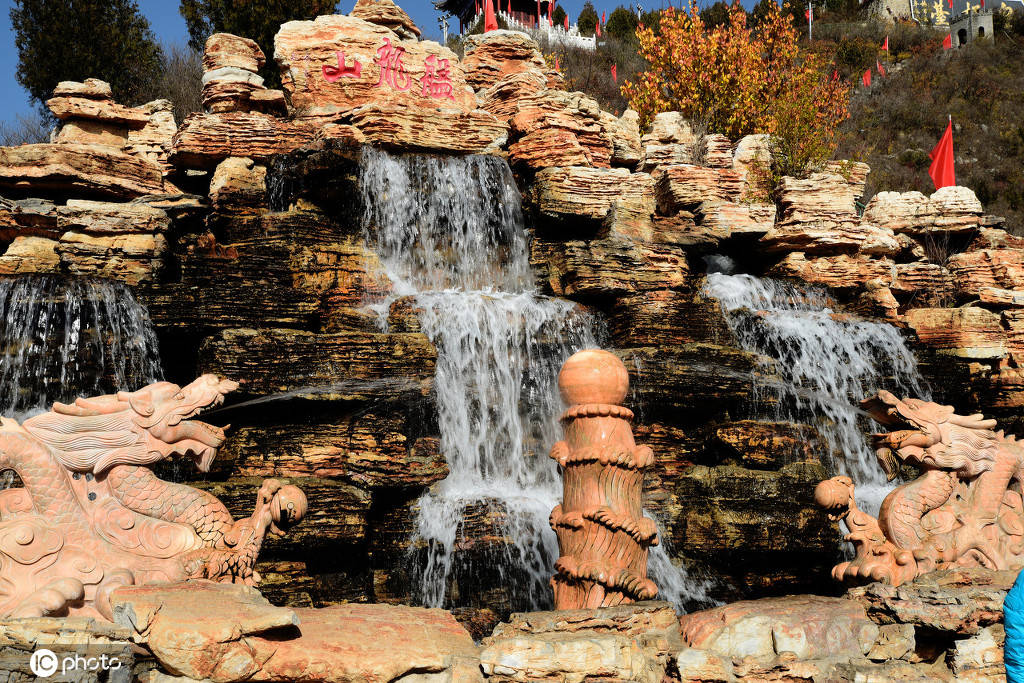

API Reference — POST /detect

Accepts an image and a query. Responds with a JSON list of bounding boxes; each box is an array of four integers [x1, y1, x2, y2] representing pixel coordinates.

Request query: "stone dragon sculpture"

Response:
[[816, 389, 1024, 586], [0, 375, 307, 620]]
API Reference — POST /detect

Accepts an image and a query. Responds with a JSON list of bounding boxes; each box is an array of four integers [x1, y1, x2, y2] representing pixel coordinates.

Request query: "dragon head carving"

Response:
[[22, 375, 238, 474], [861, 389, 999, 481]]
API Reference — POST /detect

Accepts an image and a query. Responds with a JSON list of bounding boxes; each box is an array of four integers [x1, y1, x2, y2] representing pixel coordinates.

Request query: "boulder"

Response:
[[0, 143, 164, 199], [508, 89, 613, 169], [732, 133, 772, 201], [462, 30, 546, 90], [862, 186, 986, 237], [124, 100, 178, 171], [890, 262, 955, 305], [113, 583, 479, 683], [204, 33, 266, 73], [209, 157, 268, 212], [53, 78, 113, 99], [848, 568, 1015, 635], [947, 248, 1024, 296], [698, 133, 733, 168], [768, 253, 895, 291], [904, 306, 1008, 360], [655, 166, 743, 213], [531, 238, 688, 299], [347, 103, 508, 154], [608, 110, 643, 167], [481, 602, 679, 683], [46, 96, 150, 127], [609, 290, 732, 347], [274, 14, 475, 119], [532, 166, 653, 223], [350, 0, 421, 40], [0, 196, 59, 242], [680, 595, 877, 660], [0, 235, 59, 274], [56, 231, 167, 285], [698, 200, 775, 238], [56, 198, 170, 235], [478, 71, 548, 120], [169, 112, 318, 168], [641, 112, 695, 171], [979, 287, 1024, 308]]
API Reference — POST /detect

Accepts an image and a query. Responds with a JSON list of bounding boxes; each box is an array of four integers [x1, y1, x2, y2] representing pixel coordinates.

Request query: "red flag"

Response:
[[548, 1, 553, 25], [882, 36, 889, 51], [928, 118, 956, 189], [555, 57, 560, 70], [564, 14, 569, 29], [602, 11, 606, 24], [947, 0, 952, 8], [862, 68, 871, 87], [484, 0, 498, 31], [832, 68, 838, 80], [943, 33, 952, 49], [805, 8, 810, 20], [876, 60, 886, 77], [981, 0, 985, 6], [508, 0, 512, 14], [596, 21, 601, 36], [611, 64, 617, 82]]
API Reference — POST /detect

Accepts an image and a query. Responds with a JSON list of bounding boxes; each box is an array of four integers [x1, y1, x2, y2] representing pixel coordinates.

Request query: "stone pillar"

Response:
[[549, 349, 659, 609]]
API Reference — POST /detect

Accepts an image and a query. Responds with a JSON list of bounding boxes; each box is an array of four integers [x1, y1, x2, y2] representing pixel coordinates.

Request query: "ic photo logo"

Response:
[[29, 648, 58, 677], [29, 648, 124, 678]]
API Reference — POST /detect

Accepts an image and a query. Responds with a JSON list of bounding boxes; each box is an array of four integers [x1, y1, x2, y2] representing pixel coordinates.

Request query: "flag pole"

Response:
[[808, 0, 813, 41]]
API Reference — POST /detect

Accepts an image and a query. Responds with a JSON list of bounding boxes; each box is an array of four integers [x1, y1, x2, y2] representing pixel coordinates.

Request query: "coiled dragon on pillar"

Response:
[[0, 375, 307, 620], [816, 389, 1024, 586]]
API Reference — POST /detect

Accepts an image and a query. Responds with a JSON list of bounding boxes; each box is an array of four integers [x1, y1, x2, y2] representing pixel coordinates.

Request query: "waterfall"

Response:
[[0, 275, 163, 420], [703, 257, 928, 515], [359, 147, 708, 611]]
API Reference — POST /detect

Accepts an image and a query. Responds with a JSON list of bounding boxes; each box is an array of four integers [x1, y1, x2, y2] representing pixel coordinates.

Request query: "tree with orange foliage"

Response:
[[622, 0, 849, 179]]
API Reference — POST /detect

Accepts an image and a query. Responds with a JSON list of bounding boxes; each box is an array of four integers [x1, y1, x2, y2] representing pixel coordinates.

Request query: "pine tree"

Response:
[[577, 2, 599, 35], [10, 0, 164, 113], [179, 0, 338, 87], [553, 5, 568, 27], [605, 7, 639, 45]]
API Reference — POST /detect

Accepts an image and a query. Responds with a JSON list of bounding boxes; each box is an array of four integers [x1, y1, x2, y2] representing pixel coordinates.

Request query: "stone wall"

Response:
[[0, 0, 1022, 621]]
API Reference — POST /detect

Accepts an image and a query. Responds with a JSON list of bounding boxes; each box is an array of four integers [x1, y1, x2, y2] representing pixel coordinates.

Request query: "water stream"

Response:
[[703, 257, 928, 514], [0, 275, 163, 420], [358, 147, 709, 610]]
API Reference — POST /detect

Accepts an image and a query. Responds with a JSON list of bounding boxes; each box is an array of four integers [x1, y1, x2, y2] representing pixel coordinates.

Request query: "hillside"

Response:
[[832, 23, 1024, 233]]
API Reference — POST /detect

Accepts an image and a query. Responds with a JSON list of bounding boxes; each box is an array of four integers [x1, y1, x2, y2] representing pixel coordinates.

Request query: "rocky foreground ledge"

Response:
[[0, 568, 1009, 682]]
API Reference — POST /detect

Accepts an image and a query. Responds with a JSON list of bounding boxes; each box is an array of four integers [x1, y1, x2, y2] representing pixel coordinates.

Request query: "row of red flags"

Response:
[[855, 35, 955, 189]]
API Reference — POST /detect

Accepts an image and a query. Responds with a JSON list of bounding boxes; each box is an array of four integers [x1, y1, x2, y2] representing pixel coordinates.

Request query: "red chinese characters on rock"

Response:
[[322, 51, 362, 82], [422, 54, 455, 101], [375, 37, 411, 91]]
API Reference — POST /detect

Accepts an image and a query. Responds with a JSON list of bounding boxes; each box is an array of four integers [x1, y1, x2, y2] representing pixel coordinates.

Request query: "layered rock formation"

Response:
[[0, 0, 1022, 640]]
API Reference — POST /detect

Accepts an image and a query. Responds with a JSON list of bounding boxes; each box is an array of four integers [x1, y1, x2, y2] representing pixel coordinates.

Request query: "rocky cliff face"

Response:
[[0, 3, 1022, 624]]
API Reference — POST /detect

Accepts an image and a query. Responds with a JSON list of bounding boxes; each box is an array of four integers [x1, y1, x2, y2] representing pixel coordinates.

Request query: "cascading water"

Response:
[[0, 275, 163, 420], [703, 257, 928, 514], [359, 147, 709, 611]]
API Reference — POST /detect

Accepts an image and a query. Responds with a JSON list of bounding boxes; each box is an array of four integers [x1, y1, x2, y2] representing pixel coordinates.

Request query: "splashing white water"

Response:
[[360, 147, 707, 610], [703, 268, 928, 515], [0, 275, 163, 420]]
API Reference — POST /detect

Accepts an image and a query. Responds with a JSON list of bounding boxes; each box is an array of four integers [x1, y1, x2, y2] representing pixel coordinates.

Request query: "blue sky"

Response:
[[0, 0, 682, 124]]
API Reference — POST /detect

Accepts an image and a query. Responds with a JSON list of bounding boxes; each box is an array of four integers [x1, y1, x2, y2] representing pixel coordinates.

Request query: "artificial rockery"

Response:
[[0, 0, 1023, 679]]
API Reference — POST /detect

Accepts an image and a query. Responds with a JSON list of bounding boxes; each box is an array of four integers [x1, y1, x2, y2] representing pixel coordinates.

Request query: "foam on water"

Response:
[[360, 147, 709, 610], [703, 257, 928, 515], [0, 275, 163, 420]]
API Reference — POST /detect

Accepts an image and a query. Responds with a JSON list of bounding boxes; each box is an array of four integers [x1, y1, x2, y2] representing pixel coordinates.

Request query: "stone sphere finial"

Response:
[[558, 349, 629, 406]]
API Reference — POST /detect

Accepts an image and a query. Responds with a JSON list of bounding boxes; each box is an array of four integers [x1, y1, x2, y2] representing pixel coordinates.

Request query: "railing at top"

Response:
[[463, 9, 598, 51]]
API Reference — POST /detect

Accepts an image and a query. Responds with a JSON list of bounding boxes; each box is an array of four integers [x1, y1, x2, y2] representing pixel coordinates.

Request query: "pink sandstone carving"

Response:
[[816, 389, 1024, 586], [0, 375, 307, 620], [549, 349, 659, 608]]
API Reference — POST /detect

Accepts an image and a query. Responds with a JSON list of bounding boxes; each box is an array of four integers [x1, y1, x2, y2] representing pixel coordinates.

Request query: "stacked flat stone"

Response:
[[202, 33, 287, 116]]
